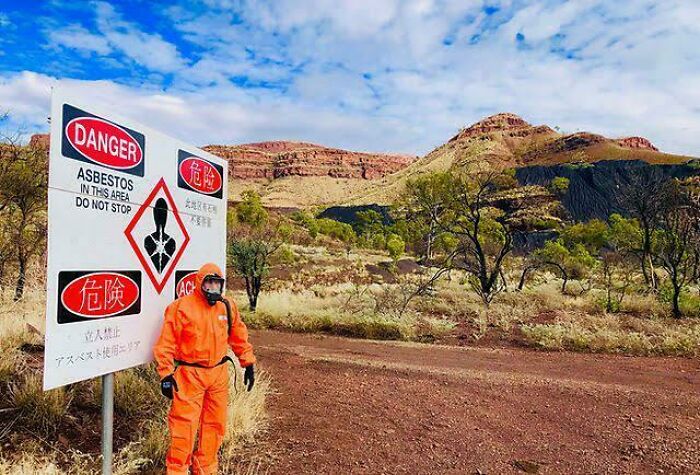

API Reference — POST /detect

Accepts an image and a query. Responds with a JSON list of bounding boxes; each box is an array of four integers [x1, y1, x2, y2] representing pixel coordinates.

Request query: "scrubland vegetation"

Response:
[[0, 289, 270, 474], [227, 164, 700, 358]]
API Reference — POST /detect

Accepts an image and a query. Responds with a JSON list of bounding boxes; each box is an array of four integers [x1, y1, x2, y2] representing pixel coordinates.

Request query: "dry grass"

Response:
[[425, 276, 700, 356], [221, 366, 272, 456], [238, 255, 700, 357], [0, 289, 271, 473], [10, 373, 73, 434], [240, 286, 456, 342], [521, 314, 700, 356], [113, 364, 164, 418]]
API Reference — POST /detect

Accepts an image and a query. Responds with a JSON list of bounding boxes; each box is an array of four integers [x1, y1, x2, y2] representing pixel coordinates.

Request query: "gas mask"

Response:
[[201, 274, 225, 306]]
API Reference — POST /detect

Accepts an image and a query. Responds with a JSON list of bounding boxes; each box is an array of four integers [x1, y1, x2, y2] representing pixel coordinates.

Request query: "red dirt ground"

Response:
[[250, 330, 700, 474]]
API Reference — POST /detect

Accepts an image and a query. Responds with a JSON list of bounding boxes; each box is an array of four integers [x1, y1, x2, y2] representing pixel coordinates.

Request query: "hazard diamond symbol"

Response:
[[124, 178, 190, 294]]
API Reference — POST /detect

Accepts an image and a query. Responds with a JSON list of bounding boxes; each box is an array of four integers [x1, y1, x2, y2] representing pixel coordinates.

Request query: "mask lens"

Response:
[[203, 276, 223, 294]]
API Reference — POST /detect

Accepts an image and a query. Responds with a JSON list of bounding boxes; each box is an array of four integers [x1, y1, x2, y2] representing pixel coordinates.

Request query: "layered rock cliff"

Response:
[[345, 112, 694, 207], [203, 141, 415, 180]]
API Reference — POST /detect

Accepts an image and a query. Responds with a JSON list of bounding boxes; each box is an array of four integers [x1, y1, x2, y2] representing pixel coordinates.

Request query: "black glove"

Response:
[[243, 365, 255, 392], [160, 374, 178, 399]]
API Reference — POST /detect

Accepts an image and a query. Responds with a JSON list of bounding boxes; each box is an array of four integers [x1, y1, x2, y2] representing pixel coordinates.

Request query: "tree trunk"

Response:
[[425, 221, 434, 262], [500, 270, 508, 292], [672, 284, 682, 319], [648, 254, 657, 290], [561, 274, 569, 294], [250, 277, 261, 312], [14, 256, 26, 301], [640, 226, 655, 289], [244, 277, 255, 311], [640, 255, 650, 287], [517, 265, 536, 291]]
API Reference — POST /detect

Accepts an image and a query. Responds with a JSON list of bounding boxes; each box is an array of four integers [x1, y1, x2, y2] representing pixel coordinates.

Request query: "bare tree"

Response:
[[620, 171, 670, 289], [655, 183, 700, 318]]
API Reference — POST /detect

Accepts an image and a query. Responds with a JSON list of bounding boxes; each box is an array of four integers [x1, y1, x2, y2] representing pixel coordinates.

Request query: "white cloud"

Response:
[[47, 24, 112, 55], [245, 0, 401, 37], [45, 2, 186, 73], [0, 71, 410, 154], [11, 0, 700, 157], [93, 1, 187, 72]]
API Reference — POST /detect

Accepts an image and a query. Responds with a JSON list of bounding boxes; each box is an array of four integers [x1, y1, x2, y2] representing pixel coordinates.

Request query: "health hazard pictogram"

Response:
[[124, 178, 190, 294]]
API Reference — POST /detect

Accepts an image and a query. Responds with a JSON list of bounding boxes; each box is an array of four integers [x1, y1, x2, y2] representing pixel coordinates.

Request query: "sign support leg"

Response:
[[102, 372, 114, 475]]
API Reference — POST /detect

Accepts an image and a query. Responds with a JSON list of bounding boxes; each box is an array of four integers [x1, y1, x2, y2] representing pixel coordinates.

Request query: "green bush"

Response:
[[548, 176, 570, 195], [291, 211, 319, 238], [386, 234, 405, 263], [236, 190, 268, 228], [316, 218, 356, 243]]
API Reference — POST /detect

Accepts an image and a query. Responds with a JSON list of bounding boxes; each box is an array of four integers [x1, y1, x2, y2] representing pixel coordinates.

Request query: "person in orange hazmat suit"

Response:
[[153, 262, 255, 475]]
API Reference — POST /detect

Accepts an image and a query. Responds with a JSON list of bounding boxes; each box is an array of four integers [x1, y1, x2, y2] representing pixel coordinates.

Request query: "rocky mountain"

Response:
[[345, 113, 695, 206], [203, 141, 415, 180], [28, 132, 415, 207], [28, 112, 697, 214], [444, 113, 684, 167], [29, 134, 49, 149]]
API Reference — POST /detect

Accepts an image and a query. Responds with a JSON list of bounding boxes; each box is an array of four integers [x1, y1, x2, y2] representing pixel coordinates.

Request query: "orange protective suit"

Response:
[[153, 263, 255, 475]]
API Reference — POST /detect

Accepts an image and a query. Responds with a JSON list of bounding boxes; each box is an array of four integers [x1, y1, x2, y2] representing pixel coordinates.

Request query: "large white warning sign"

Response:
[[43, 87, 228, 390]]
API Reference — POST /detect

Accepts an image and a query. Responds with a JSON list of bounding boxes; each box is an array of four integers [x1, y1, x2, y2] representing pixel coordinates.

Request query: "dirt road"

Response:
[[250, 330, 700, 474]]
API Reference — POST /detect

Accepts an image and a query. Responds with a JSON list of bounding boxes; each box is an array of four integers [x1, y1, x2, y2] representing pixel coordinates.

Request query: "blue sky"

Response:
[[0, 0, 699, 156]]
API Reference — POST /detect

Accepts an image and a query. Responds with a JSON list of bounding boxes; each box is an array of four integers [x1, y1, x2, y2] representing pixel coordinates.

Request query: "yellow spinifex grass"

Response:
[[0, 289, 271, 473]]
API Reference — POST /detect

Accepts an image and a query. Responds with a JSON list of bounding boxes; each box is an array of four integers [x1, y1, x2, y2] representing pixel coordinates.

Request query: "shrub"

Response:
[[236, 190, 268, 228], [659, 284, 700, 317], [316, 218, 356, 243], [548, 176, 570, 195], [386, 234, 405, 263]]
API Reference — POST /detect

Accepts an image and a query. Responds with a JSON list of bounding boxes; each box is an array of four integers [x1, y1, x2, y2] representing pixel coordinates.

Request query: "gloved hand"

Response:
[[243, 365, 255, 392], [160, 374, 178, 399]]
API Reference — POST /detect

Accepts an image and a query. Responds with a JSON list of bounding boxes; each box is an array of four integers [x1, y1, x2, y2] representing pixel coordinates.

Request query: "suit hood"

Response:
[[195, 262, 224, 298]]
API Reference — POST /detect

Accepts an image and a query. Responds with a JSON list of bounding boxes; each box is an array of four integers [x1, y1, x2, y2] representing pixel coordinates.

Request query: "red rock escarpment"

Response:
[[616, 136, 659, 151], [449, 112, 556, 142], [203, 141, 416, 180]]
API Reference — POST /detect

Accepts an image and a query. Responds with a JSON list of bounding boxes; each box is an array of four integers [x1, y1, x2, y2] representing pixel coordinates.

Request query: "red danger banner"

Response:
[[177, 150, 224, 198], [62, 104, 145, 177], [57, 270, 142, 324]]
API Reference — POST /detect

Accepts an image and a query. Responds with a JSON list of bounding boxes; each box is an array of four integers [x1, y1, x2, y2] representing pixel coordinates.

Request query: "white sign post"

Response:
[[44, 86, 228, 473]]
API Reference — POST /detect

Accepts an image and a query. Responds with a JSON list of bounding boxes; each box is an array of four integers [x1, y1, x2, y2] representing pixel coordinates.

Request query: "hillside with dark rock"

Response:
[[516, 160, 700, 221]]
